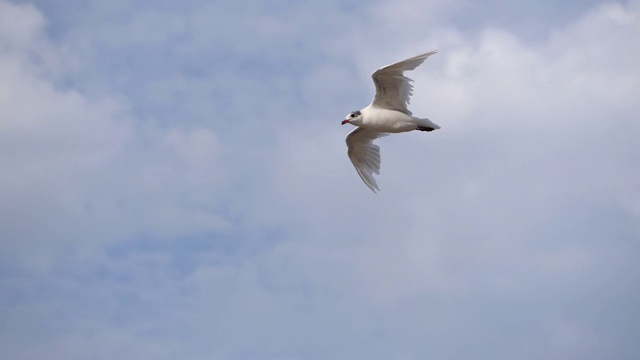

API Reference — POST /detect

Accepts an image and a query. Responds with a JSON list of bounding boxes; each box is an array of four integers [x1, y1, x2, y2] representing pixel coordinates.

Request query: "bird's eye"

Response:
[[350, 113, 356, 118]]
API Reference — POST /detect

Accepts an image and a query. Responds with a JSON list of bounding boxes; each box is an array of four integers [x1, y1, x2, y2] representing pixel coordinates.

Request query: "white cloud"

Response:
[[1, 0, 639, 359], [0, 0, 132, 271], [0, 1, 232, 273], [252, 1, 640, 357]]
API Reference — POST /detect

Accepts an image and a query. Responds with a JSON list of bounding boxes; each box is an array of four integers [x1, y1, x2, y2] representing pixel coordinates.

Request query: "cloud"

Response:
[[254, 1, 640, 357], [0, 1, 232, 273], [1, 0, 639, 359], [0, 0, 131, 270]]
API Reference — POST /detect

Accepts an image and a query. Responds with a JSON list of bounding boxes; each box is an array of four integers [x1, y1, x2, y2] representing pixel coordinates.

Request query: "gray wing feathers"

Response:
[[346, 128, 389, 193], [370, 50, 437, 114]]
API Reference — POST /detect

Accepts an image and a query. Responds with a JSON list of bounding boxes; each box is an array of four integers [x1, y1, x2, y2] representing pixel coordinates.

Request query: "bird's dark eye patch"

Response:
[[350, 111, 361, 118]]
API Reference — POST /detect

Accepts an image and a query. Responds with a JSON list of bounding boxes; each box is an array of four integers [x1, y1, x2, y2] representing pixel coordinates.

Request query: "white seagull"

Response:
[[341, 50, 440, 193]]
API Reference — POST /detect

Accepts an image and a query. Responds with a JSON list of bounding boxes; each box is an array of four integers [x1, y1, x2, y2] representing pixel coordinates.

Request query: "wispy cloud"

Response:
[[1, 0, 639, 359]]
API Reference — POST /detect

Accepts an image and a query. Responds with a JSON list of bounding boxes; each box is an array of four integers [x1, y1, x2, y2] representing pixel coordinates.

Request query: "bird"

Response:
[[341, 50, 440, 193]]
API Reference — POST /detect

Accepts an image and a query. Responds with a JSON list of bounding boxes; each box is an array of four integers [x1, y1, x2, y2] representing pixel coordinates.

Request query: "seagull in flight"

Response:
[[341, 50, 440, 193]]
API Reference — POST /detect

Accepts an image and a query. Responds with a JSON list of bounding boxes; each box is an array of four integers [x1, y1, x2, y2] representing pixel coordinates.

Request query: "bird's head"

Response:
[[341, 110, 363, 126]]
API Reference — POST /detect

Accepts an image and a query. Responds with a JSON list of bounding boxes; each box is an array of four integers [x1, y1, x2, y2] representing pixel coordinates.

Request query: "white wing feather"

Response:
[[370, 50, 437, 114], [346, 128, 389, 193]]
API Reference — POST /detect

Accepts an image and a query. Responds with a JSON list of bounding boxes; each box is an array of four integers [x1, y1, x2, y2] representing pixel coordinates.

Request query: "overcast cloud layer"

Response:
[[1, 0, 639, 359]]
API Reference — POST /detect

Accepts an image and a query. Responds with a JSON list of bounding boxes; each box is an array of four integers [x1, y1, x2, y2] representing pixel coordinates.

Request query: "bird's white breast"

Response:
[[361, 107, 416, 133]]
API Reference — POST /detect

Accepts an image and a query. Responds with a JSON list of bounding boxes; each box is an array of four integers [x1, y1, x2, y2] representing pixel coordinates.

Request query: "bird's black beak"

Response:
[[341, 119, 349, 125]]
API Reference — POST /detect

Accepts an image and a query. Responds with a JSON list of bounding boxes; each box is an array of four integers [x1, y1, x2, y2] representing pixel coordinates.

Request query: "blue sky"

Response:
[[1, 0, 639, 359]]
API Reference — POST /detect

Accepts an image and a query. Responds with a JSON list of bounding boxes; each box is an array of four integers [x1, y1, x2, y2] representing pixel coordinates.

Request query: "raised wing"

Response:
[[370, 50, 437, 114], [346, 128, 389, 193]]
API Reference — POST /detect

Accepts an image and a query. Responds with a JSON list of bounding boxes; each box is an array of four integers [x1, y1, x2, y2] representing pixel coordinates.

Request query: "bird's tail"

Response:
[[413, 117, 440, 131]]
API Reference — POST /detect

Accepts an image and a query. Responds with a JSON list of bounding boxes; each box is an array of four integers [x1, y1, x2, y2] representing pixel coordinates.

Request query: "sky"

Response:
[[1, 0, 639, 359]]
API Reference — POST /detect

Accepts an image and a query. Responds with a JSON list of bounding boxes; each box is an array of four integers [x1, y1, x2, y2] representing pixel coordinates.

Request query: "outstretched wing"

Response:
[[346, 127, 389, 193], [370, 50, 437, 115]]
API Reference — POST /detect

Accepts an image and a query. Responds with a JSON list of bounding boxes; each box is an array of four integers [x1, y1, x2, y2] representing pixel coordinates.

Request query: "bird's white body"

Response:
[[358, 106, 439, 133], [341, 50, 440, 192]]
